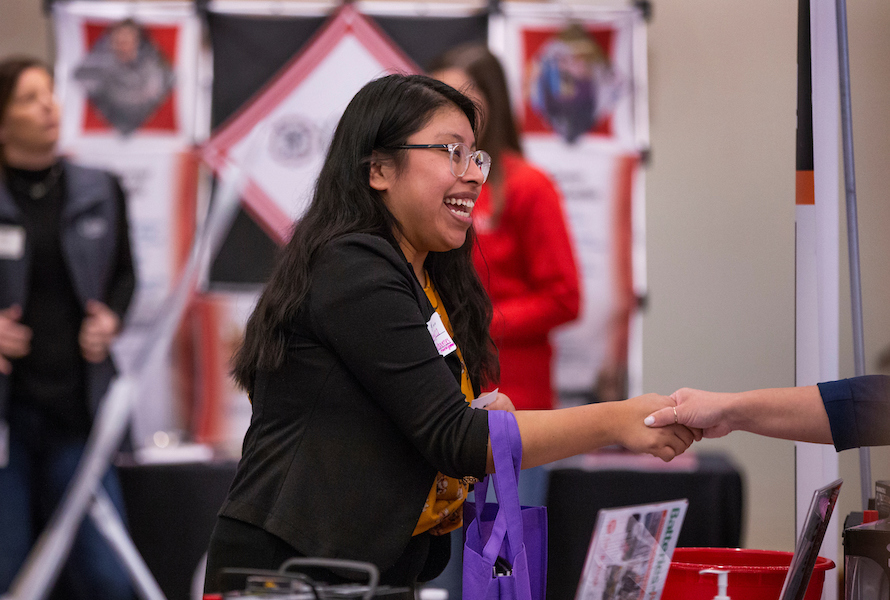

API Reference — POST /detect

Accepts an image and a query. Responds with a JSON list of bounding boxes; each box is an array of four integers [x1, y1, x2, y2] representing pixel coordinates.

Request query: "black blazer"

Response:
[[220, 233, 490, 572]]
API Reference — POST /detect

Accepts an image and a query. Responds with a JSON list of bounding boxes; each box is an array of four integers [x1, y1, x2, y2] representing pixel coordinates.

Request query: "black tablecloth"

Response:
[[118, 460, 237, 600], [545, 452, 744, 600], [118, 453, 742, 600]]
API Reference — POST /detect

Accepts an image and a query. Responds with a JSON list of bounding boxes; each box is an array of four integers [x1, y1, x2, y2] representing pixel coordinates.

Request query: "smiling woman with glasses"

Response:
[[204, 73, 695, 599]]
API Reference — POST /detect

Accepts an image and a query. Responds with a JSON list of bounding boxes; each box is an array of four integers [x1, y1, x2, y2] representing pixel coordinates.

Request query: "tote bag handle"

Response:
[[471, 410, 525, 569]]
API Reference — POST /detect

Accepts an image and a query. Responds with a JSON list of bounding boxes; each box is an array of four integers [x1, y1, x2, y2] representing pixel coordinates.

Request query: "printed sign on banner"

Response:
[[495, 4, 648, 399], [53, 1, 202, 149], [203, 5, 420, 243]]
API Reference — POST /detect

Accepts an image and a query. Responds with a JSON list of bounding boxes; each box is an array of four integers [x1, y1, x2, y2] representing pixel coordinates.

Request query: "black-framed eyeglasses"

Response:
[[392, 143, 491, 183]]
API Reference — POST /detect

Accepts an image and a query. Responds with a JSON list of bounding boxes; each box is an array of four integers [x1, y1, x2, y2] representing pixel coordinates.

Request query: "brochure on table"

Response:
[[575, 498, 688, 600]]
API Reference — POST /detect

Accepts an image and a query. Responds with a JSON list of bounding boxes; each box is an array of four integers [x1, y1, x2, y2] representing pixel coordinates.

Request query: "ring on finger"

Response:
[[672, 406, 678, 424]]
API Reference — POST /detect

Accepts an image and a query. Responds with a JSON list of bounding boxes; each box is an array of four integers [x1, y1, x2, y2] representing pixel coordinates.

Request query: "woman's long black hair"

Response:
[[232, 74, 498, 392]]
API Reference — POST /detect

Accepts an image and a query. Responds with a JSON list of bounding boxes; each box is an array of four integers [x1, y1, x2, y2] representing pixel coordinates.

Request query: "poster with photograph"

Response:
[[53, 1, 202, 147], [494, 4, 648, 401]]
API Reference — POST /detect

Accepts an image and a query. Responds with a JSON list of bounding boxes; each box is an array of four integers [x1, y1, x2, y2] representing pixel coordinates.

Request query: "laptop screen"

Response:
[[778, 478, 843, 600]]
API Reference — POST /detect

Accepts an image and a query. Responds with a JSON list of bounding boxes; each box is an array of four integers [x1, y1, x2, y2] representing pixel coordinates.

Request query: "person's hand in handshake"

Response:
[[616, 393, 702, 461], [644, 386, 834, 445], [644, 388, 734, 439]]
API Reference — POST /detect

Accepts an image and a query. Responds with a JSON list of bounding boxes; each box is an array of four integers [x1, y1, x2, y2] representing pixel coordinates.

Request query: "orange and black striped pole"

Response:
[[798, 0, 871, 510], [795, 0, 814, 208]]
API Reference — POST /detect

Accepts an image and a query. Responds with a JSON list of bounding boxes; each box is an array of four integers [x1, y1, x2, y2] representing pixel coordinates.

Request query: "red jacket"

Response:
[[473, 153, 581, 410]]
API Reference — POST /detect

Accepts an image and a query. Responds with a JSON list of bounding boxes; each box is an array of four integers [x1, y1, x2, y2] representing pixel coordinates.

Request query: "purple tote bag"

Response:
[[462, 410, 547, 600]]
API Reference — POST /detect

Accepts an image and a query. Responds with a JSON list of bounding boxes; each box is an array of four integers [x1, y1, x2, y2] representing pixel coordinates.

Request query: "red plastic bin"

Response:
[[661, 548, 835, 600]]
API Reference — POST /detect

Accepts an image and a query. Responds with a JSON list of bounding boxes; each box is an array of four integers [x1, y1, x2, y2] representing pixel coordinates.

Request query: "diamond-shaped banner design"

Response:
[[202, 5, 420, 244]]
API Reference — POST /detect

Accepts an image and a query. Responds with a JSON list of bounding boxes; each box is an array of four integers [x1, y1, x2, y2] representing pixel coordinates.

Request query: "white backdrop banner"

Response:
[[53, 1, 203, 446], [493, 4, 648, 398]]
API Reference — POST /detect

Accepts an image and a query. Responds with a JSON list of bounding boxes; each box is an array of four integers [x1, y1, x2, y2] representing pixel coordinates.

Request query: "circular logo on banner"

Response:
[[268, 115, 317, 166]]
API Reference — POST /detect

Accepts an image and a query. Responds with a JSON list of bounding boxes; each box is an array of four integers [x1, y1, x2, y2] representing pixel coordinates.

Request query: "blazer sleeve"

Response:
[[307, 234, 490, 479], [818, 374, 890, 450]]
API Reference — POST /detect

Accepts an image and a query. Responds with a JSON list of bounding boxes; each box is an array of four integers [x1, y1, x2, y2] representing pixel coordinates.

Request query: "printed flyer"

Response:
[[575, 499, 688, 600]]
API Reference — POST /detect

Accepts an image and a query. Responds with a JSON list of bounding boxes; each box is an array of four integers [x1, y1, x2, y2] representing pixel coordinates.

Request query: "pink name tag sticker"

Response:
[[426, 312, 457, 357]]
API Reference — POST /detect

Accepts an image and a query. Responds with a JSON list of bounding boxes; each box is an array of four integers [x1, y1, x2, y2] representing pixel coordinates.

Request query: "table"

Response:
[[117, 453, 742, 600], [118, 460, 237, 600], [545, 452, 743, 600]]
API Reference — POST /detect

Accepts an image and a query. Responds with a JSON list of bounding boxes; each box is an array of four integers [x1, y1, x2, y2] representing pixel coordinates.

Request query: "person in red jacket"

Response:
[[428, 44, 582, 600], [430, 44, 581, 416]]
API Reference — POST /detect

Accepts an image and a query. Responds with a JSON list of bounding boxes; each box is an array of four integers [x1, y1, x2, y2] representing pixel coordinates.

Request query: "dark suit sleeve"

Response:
[[818, 374, 890, 450], [308, 234, 489, 479], [104, 176, 135, 320]]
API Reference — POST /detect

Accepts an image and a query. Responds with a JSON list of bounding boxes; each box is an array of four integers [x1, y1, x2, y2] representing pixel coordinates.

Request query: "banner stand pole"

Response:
[[834, 0, 871, 511]]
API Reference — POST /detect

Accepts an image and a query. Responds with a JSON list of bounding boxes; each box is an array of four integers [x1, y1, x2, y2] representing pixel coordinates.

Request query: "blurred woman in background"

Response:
[[426, 45, 581, 600], [0, 56, 135, 600]]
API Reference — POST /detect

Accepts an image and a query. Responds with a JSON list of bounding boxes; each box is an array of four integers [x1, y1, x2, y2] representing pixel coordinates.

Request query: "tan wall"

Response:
[[0, 0, 52, 63], [642, 0, 890, 560], [2, 0, 888, 559]]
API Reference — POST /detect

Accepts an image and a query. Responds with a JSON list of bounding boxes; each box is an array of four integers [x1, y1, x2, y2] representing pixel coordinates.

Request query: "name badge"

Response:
[[0, 225, 25, 260], [77, 216, 108, 240], [426, 312, 457, 357]]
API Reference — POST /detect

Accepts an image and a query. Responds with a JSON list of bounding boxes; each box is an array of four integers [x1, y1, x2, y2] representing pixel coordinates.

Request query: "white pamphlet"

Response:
[[575, 498, 688, 600]]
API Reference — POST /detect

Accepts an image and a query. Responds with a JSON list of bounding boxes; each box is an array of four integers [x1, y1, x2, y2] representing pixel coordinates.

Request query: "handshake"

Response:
[[631, 383, 836, 461], [641, 387, 738, 442], [482, 378, 851, 469]]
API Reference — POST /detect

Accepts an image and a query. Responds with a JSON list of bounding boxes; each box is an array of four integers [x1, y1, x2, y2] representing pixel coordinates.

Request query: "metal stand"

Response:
[[90, 489, 168, 600], [835, 0, 872, 511]]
